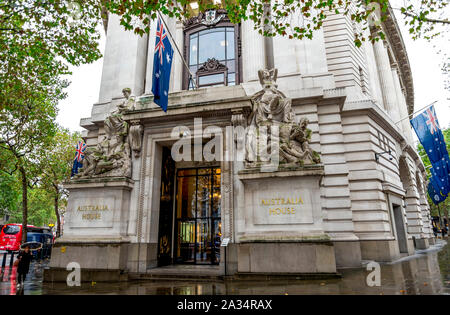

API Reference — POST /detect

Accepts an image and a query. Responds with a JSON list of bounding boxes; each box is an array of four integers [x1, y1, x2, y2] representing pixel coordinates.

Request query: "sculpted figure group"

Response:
[[75, 88, 135, 178], [74, 69, 320, 179], [246, 69, 320, 167]]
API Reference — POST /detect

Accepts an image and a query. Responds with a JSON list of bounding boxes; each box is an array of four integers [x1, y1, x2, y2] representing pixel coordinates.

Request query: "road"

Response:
[[0, 240, 448, 295]]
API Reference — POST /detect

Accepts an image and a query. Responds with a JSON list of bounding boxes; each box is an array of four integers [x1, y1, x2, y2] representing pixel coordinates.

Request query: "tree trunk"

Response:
[[20, 166, 28, 243], [54, 190, 61, 238]]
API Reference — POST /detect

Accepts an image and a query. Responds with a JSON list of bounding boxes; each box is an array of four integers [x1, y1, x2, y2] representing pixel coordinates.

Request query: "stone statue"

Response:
[[279, 118, 321, 165], [104, 88, 135, 139], [245, 69, 320, 167], [75, 88, 134, 179]]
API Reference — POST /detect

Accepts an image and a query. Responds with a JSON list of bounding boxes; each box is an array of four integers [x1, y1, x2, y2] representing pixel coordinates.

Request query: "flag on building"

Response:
[[437, 133, 450, 180], [428, 181, 446, 205], [71, 141, 87, 177], [430, 159, 450, 193], [429, 169, 449, 196], [410, 105, 445, 164], [152, 17, 174, 112], [411, 104, 450, 198]]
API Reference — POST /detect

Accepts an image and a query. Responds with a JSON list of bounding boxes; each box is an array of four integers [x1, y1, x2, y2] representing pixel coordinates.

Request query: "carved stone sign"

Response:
[[244, 170, 322, 227], [69, 198, 114, 228], [251, 186, 315, 225]]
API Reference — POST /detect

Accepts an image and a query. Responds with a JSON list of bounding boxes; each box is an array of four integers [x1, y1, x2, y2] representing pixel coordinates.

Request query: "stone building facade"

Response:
[[47, 4, 435, 281]]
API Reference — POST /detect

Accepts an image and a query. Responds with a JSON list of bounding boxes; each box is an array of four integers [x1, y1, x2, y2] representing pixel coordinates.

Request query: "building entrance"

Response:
[[174, 167, 221, 265]]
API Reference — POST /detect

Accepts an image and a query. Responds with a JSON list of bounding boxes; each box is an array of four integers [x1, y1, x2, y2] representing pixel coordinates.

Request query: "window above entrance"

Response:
[[183, 8, 241, 90]]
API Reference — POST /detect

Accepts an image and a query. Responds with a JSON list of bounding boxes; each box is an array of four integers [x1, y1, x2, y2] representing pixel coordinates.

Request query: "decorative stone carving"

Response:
[[129, 120, 144, 158], [245, 69, 320, 167], [75, 88, 134, 178], [231, 110, 246, 127], [203, 10, 226, 26], [183, 9, 226, 29], [197, 58, 228, 74]]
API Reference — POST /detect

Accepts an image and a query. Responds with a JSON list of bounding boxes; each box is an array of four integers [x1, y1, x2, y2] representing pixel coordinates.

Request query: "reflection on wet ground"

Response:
[[1, 240, 449, 295]]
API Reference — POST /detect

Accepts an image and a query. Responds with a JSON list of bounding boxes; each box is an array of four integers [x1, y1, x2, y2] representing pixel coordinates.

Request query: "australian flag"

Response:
[[71, 141, 87, 177], [430, 168, 449, 196], [410, 105, 445, 164], [151, 17, 174, 112], [428, 181, 446, 205], [411, 105, 450, 201]]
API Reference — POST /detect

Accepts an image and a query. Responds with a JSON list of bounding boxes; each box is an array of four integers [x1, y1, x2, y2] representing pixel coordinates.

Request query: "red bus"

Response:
[[0, 223, 36, 251]]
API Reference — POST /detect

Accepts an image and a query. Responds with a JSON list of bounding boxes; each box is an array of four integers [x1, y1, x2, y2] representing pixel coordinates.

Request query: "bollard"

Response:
[[1, 252, 6, 270], [9, 251, 14, 267]]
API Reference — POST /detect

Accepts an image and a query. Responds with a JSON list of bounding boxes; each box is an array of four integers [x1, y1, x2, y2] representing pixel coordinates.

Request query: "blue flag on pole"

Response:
[[71, 141, 87, 177], [437, 133, 450, 180], [428, 181, 446, 205], [431, 160, 450, 193], [151, 17, 174, 112], [430, 169, 449, 196], [410, 105, 445, 164]]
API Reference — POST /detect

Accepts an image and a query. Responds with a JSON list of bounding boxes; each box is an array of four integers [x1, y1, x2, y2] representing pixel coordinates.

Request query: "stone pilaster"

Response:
[[400, 158, 425, 243], [404, 184, 424, 238]]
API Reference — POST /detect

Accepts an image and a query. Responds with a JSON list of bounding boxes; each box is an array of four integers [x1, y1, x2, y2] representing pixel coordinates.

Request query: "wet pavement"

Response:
[[1, 240, 449, 295]]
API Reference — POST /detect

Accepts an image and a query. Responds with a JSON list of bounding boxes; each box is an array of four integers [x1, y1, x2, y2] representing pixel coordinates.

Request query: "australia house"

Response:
[[46, 2, 435, 281]]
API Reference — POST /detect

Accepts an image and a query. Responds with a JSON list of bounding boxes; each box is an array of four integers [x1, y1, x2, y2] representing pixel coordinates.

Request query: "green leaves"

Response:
[[97, 0, 448, 48], [0, 1, 102, 230]]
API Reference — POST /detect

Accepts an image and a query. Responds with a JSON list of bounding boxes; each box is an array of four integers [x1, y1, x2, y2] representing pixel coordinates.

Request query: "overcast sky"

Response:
[[56, 16, 450, 133]]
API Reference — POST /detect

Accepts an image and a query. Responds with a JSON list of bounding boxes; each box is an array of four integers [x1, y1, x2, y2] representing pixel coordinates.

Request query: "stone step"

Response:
[[129, 273, 222, 281], [128, 265, 223, 281], [232, 272, 341, 281]]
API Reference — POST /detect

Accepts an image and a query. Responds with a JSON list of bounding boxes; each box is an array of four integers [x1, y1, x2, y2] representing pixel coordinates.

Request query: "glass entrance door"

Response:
[[175, 167, 221, 265]]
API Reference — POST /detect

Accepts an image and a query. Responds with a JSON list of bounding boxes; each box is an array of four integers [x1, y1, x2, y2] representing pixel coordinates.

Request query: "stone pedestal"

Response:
[[236, 240, 336, 275], [236, 165, 337, 275], [415, 237, 430, 250], [428, 237, 436, 245], [45, 177, 134, 282]]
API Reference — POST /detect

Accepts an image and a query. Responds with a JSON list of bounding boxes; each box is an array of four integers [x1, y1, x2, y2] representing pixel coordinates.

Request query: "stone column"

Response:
[[391, 65, 413, 144], [372, 40, 401, 123], [241, 20, 265, 82], [263, 3, 274, 69], [144, 18, 158, 95], [99, 13, 148, 103], [363, 40, 384, 106], [171, 20, 184, 92]]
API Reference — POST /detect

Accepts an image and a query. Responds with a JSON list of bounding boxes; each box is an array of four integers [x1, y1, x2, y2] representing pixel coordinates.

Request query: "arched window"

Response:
[[183, 10, 240, 90]]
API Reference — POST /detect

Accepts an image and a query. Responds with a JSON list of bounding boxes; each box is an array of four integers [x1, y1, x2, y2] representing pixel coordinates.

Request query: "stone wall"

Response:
[[60, 4, 435, 278]]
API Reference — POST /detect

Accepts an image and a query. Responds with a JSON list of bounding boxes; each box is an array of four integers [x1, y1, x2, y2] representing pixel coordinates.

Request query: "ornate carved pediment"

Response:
[[197, 58, 227, 75]]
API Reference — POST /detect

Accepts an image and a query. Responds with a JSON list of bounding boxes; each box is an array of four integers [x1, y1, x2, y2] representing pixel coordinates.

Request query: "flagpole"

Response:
[[394, 100, 438, 125], [157, 11, 198, 90]]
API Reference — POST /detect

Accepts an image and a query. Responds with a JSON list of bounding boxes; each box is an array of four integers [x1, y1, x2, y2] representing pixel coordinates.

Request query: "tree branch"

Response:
[[402, 11, 450, 25]]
